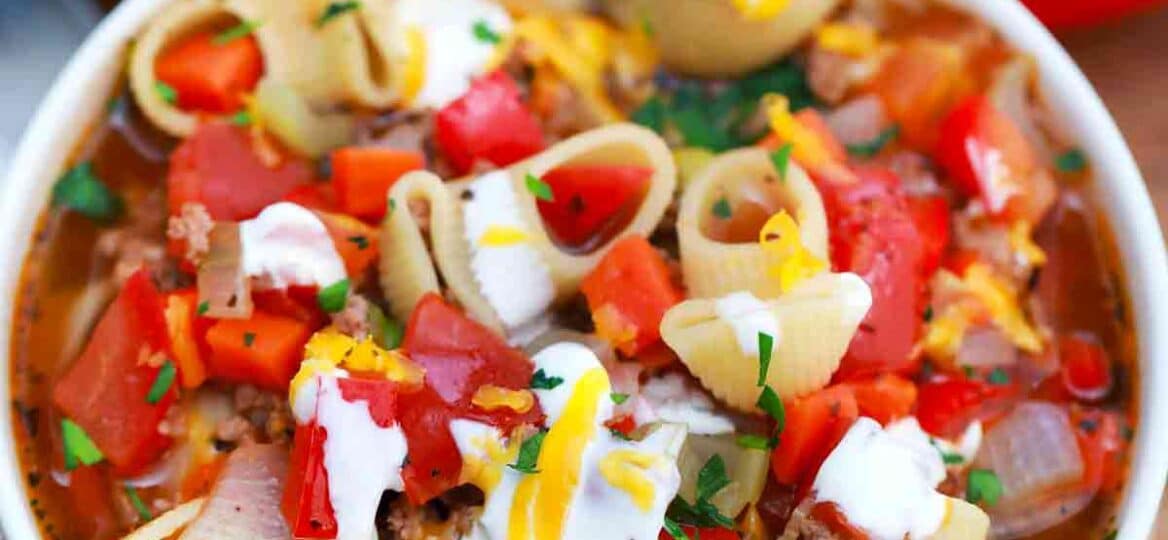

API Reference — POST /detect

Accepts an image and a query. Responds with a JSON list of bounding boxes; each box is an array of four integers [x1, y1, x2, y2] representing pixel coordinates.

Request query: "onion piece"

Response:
[[955, 326, 1019, 368], [253, 78, 354, 159], [179, 444, 290, 540], [823, 94, 890, 146], [196, 223, 253, 320], [123, 497, 207, 540], [988, 56, 1053, 165], [676, 433, 770, 518], [973, 401, 1090, 539]]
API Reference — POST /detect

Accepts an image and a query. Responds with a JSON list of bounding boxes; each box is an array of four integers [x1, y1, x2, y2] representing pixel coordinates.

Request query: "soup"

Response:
[[8, 1, 1136, 539]]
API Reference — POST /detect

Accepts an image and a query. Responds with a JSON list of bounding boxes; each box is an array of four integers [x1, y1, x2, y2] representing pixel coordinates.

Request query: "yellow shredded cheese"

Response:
[[730, 0, 793, 20], [816, 22, 880, 57], [460, 431, 519, 495], [291, 329, 426, 412], [922, 304, 975, 361], [760, 210, 827, 292], [472, 385, 536, 413], [764, 94, 837, 171], [963, 263, 1043, 353], [592, 302, 638, 354], [1008, 220, 1047, 267], [398, 26, 427, 104], [346, 338, 426, 386], [597, 449, 663, 512], [479, 225, 530, 247]]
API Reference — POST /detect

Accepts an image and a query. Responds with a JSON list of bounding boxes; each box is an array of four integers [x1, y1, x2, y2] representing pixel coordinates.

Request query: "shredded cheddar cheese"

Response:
[[398, 26, 427, 104], [816, 23, 880, 57], [760, 210, 827, 292], [764, 94, 837, 171], [730, 0, 792, 20], [479, 225, 530, 247], [472, 385, 536, 413], [460, 431, 520, 495], [291, 329, 426, 413], [1008, 220, 1047, 267], [597, 449, 663, 512], [963, 263, 1043, 353], [592, 303, 639, 355]]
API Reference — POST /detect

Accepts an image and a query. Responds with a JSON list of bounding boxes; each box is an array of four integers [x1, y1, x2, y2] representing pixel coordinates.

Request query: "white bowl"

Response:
[[0, 0, 1164, 538]]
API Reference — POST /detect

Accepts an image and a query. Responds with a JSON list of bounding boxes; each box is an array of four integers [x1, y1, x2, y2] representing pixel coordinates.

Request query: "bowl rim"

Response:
[[1, 0, 1165, 538]]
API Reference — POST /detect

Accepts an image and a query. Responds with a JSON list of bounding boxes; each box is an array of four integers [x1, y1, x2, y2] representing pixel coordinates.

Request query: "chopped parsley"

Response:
[[666, 455, 735, 529], [845, 124, 900, 158], [229, 110, 252, 126], [51, 162, 123, 224], [196, 301, 210, 316], [756, 331, 774, 386], [145, 360, 177, 404], [243, 332, 257, 348], [524, 173, 554, 202], [610, 392, 630, 405], [923, 305, 934, 322], [530, 369, 563, 390], [61, 419, 103, 471], [966, 468, 1003, 506], [735, 434, 772, 450], [1056, 148, 1088, 173], [770, 143, 793, 181], [941, 452, 966, 465], [347, 235, 370, 250], [472, 19, 501, 44], [316, 1, 361, 28], [756, 385, 786, 445], [124, 485, 153, 521], [317, 278, 351, 314], [213, 19, 261, 45], [154, 81, 178, 104], [367, 304, 403, 350], [987, 367, 1010, 385], [509, 430, 547, 474], [630, 96, 666, 133], [711, 197, 732, 219], [609, 428, 632, 441], [662, 517, 688, 540]]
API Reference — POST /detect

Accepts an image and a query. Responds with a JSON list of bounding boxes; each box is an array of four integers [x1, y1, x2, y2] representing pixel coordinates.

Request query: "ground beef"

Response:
[[166, 201, 213, 264], [780, 503, 844, 540], [96, 228, 166, 285], [217, 385, 295, 445], [332, 294, 372, 339]]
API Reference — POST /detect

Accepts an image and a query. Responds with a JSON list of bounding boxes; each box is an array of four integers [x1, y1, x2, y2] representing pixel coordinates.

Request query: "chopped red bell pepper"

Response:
[[845, 373, 918, 426], [658, 525, 739, 540], [580, 235, 683, 357], [906, 194, 951, 276], [434, 71, 546, 175], [1059, 333, 1113, 403], [51, 268, 176, 474], [770, 385, 858, 489], [916, 375, 1018, 438], [536, 165, 653, 248], [203, 310, 316, 391], [282, 376, 408, 539], [399, 293, 545, 503], [154, 32, 263, 114], [330, 147, 425, 220], [935, 95, 1054, 222], [815, 167, 925, 381], [168, 122, 315, 222]]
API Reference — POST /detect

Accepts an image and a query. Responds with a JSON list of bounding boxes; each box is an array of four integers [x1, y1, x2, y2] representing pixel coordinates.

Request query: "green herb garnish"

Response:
[[941, 452, 965, 465], [61, 419, 103, 471], [317, 278, 351, 314], [213, 19, 261, 45], [124, 485, 153, 521], [966, 468, 1003, 506], [711, 197, 732, 219], [736, 434, 772, 450], [631, 96, 666, 133], [196, 301, 210, 316], [472, 19, 501, 44], [368, 304, 404, 350], [666, 455, 736, 529], [229, 110, 252, 126], [509, 430, 547, 474], [316, 1, 361, 28], [756, 331, 774, 386], [1055, 148, 1087, 173], [662, 517, 689, 540], [154, 81, 178, 104], [524, 173, 554, 202], [846, 124, 900, 158], [347, 235, 369, 250], [756, 385, 785, 434], [923, 305, 934, 322], [987, 367, 1010, 385], [145, 360, 177, 404], [610, 393, 630, 405], [770, 143, 793, 182], [51, 162, 123, 224], [243, 332, 256, 348], [530, 369, 563, 390]]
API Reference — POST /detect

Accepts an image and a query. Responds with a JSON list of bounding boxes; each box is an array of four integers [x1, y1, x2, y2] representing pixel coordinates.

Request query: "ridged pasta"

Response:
[[130, 0, 397, 137], [660, 273, 871, 412], [931, 498, 990, 540], [379, 124, 676, 336], [678, 148, 828, 299], [604, 0, 841, 77]]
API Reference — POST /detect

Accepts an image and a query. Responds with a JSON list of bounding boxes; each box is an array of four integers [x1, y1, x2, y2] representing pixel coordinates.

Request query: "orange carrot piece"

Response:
[[316, 210, 380, 278], [204, 311, 314, 391], [165, 290, 209, 389], [581, 236, 682, 357], [331, 147, 426, 220], [155, 32, 263, 113], [847, 374, 918, 425], [770, 385, 859, 486]]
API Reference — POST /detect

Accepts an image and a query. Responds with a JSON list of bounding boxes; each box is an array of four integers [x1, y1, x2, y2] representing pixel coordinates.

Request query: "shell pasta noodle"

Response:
[[678, 147, 828, 299], [661, 272, 872, 411], [9, 0, 1145, 539]]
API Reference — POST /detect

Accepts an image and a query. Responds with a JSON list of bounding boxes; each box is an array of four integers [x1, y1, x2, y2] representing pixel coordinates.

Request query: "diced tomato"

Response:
[[51, 268, 176, 474], [916, 375, 1017, 437], [1070, 406, 1126, 495], [1059, 333, 1113, 402], [906, 194, 951, 276], [316, 210, 380, 279], [399, 293, 545, 503], [869, 38, 972, 150], [330, 147, 425, 220], [250, 286, 325, 325], [846, 374, 918, 426], [434, 71, 546, 175], [810, 502, 869, 540], [168, 122, 315, 221], [204, 310, 315, 391], [770, 385, 859, 489], [282, 184, 339, 213], [815, 167, 925, 381], [658, 526, 739, 540], [935, 95, 1055, 222], [66, 465, 121, 538], [154, 32, 263, 113], [581, 236, 683, 357], [942, 248, 981, 277], [605, 414, 637, 437], [536, 165, 653, 248], [283, 377, 407, 539], [163, 289, 213, 389]]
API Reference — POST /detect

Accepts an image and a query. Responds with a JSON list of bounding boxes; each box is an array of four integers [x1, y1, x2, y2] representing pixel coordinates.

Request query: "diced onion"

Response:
[[973, 401, 1090, 539], [253, 78, 354, 159], [122, 497, 206, 540], [823, 94, 889, 146], [676, 433, 770, 518], [196, 223, 253, 320], [955, 326, 1019, 368]]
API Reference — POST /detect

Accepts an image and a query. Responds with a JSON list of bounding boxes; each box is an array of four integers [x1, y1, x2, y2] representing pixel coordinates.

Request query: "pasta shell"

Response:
[[130, 0, 397, 138], [930, 497, 990, 540], [678, 148, 828, 299], [660, 273, 871, 412], [604, 0, 841, 77]]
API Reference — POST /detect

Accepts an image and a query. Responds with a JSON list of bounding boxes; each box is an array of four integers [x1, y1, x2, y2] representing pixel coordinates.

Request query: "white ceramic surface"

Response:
[[0, 1, 1164, 538]]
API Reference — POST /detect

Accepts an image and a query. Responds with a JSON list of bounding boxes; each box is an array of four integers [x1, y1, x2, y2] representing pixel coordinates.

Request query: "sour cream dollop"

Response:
[[239, 202, 346, 289]]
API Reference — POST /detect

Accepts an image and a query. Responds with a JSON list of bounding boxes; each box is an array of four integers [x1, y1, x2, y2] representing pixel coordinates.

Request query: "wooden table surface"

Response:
[[1059, 7, 1168, 539]]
